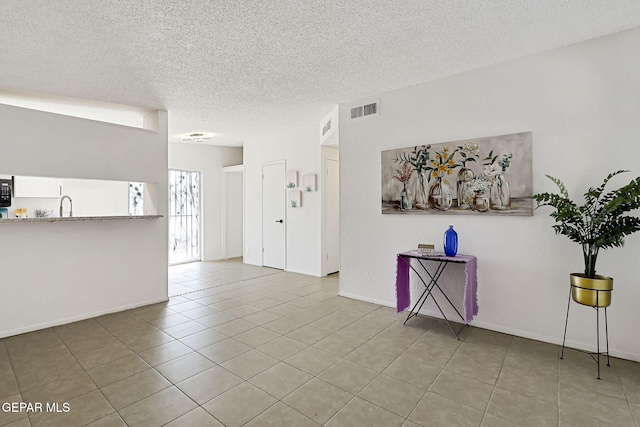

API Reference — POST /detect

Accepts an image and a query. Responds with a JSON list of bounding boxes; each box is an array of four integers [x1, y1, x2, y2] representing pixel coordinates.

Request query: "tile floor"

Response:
[[1, 259, 639, 426]]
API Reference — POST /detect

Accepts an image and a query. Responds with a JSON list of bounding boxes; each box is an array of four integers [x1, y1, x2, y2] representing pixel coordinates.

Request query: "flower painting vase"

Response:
[[457, 167, 475, 209], [428, 177, 453, 211], [444, 226, 458, 256], [400, 182, 412, 212], [472, 191, 490, 212], [413, 171, 428, 209], [490, 173, 510, 210], [392, 163, 414, 211]]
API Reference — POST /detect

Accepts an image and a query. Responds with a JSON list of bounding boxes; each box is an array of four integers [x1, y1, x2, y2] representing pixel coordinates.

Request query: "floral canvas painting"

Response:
[[381, 132, 533, 216]]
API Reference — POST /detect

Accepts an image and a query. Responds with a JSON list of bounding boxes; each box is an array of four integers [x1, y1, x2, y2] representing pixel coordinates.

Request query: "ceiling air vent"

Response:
[[350, 102, 378, 119]]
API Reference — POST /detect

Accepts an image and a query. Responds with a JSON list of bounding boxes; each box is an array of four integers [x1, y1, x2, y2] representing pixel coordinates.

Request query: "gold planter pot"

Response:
[[570, 273, 613, 307]]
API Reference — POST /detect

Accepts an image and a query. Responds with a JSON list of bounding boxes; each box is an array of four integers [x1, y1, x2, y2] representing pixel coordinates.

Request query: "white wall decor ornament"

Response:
[[303, 173, 317, 192], [287, 171, 298, 188], [289, 190, 301, 208]]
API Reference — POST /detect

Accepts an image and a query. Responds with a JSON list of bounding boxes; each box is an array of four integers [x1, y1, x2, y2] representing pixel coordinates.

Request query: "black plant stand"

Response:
[[560, 284, 610, 380]]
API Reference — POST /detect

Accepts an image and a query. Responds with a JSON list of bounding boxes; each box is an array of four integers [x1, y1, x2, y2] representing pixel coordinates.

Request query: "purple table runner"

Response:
[[396, 255, 411, 314], [395, 251, 478, 323]]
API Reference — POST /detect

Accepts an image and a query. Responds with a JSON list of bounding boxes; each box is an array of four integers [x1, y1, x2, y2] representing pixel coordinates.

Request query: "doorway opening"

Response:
[[169, 169, 201, 265], [222, 165, 244, 260], [323, 148, 340, 276]]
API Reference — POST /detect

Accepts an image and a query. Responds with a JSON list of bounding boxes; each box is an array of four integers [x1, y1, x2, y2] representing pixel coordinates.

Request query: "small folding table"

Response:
[[396, 251, 478, 339]]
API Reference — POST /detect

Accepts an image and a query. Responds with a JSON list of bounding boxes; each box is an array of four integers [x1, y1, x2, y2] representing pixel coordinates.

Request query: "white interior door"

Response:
[[326, 159, 340, 274], [262, 162, 285, 269]]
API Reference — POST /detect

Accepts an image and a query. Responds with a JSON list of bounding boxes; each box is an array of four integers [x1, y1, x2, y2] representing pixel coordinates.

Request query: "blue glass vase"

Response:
[[444, 226, 458, 256]]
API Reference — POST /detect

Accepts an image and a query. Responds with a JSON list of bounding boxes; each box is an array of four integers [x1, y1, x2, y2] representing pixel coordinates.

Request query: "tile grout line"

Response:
[[478, 341, 517, 427], [192, 302, 405, 425], [50, 325, 122, 426], [342, 318, 435, 423], [56, 311, 220, 425], [614, 359, 640, 427], [409, 326, 468, 426], [2, 339, 31, 427], [82, 311, 223, 426], [305, 314, 439, 425], [169, 270, 288, 299], [152, 275, 342, 425]]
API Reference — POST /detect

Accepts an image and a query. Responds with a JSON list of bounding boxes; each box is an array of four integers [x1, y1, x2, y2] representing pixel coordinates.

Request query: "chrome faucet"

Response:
[[59, 195, 73, 217]]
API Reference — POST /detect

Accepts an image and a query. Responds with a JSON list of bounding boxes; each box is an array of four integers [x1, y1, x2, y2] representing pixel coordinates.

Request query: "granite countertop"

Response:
[[0, 215, 163, 223]]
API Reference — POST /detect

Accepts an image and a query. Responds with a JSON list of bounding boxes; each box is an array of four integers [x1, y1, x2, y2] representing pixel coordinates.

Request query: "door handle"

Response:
[[275, 219, 283, 223]]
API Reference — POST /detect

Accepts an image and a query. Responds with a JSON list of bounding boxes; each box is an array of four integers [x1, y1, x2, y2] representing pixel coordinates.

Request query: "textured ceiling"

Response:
[[1, 1, 640, 146]]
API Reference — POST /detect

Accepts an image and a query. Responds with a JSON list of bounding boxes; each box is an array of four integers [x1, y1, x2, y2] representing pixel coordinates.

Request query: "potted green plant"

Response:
[[533, 170, 640, 307]]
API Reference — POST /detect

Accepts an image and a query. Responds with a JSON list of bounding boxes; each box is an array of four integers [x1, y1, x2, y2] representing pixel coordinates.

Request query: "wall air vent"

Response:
[[322, 119, 332, 136], [350, 101, 378, 119], [319, 106, 338, 145], [363, 102, 377, 115]]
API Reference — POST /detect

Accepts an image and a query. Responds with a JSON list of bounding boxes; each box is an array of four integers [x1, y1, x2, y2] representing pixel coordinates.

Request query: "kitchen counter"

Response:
[[0, 215, 163, 223]]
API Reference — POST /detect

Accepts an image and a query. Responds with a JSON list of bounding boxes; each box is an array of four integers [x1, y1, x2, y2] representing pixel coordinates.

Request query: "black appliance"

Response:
[[0, 179, 12, 208]]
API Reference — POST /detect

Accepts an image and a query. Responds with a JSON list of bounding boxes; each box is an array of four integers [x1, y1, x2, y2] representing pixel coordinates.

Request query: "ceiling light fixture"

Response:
[[181, 133, 213, 143]]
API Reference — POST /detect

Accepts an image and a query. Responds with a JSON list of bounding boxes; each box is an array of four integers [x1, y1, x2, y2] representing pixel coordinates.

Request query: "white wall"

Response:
[[168, 143, 243, 261], [339, 28, 640, 361], [244, 125, 323, 276], [0, 105, 168, 338]]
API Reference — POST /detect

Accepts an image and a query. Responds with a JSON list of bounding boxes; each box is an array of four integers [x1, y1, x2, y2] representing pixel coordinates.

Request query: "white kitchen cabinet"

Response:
[[13, 176, 63, 198]]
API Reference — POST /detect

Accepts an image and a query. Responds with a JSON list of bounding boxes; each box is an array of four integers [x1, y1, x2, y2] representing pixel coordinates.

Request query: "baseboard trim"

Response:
[[285, 268, 322, 278], [337, 291, 639, 363], [338, 291, 395, 308], [0, 296, 169, 339]]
